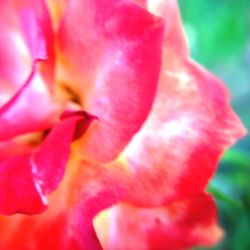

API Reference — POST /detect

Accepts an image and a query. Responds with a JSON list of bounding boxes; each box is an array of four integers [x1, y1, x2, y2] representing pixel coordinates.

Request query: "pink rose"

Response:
[[0, 0, 246, 249]]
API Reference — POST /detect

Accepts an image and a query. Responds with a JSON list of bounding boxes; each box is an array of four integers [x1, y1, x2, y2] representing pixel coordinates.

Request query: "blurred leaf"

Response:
[[221, 149, 249, 170], [207, 185, 243, 209], [179, 0, 250, 67]]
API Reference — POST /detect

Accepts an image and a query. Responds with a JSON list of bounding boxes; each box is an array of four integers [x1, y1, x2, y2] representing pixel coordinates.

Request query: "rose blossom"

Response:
[[0, 0, 246, 249]]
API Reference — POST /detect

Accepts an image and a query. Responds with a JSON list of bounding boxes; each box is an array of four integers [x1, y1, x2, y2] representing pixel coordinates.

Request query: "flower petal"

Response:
[[0, 0, 54, 106], [33, 110, 95, 194], [131, 0, 147, 8], [0, 159, 125, 249], [0, 204, 102, 250], [0, 154, 47, 215], [15, 0, 54, 61], [146, 0, 189, 57], [95, 193, 223, 250], [123, 50, 246, 206], [0, 62, 58, 141], [45, 0, 68, 29], [16, 0, 55, 85], [58, 0, 164, 162], [0, 110, 93, 215], [132, 0, 188, 56], [0, 0, 31, 105]]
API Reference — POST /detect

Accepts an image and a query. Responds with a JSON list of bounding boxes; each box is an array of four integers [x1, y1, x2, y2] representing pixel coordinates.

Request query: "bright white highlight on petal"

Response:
[[30, 156, 48, 205], [165, 70, 196, 91], [159, 116, 197, 140], [147, 0, 162, 13], [0, 92, 11, 106], [11, 31, 29, 59]]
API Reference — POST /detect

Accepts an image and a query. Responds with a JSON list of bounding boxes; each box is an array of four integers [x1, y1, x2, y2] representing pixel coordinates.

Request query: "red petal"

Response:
[[0, 159, 124, 249], [123, 50, 246, 206], [0, 154, 47, 215], [0, 204, 102, 250], [33, 110, 94, 194], [0, 140, 32, 161], [0, 62, 58, 141], [95, 193, 223, 250], [0, 111, 93, 215], [132, 0, 188, 56], [58, 0, 164, 162]]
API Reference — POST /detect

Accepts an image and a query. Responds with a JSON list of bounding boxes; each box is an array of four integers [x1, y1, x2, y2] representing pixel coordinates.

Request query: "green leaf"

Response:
[[221, 149, 249, 170], [207, 185, 243, 209]]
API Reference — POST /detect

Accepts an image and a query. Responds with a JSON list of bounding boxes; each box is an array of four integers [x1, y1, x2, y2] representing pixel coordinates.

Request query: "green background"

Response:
[[178, 0, 250, 249]]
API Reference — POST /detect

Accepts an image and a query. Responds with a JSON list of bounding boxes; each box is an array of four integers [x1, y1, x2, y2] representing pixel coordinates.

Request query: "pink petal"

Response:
[[33, 110, 95, 194], [0, 0, 54, 106], [131, 0, 147, 8], [0, 1, 31, 105], [0, 154, 47, 215], [95, 193, 223, 250], [132, 0, 188, 57], [146, 0, 189, 57], [16, 0, 55, 85], [16, 0, 54, 61], [58, 0, 164, 162], [0, 111, 93, 215], [72, 161, 127, 218], [0, 160, 125, 249], [57, 160, 127, 249], [123, 50, 246, 206], [0, 61, 58, 141]]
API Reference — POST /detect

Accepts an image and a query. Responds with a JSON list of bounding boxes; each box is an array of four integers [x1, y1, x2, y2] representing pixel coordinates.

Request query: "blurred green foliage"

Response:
[[178, 0, 250, 249]]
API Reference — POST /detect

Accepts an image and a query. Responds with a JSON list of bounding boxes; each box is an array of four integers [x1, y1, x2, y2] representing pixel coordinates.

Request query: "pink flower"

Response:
[[0, 0, 246, 249]]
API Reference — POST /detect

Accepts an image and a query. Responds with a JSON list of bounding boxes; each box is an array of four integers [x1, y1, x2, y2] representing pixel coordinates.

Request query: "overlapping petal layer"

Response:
[[123, 49, 246, 206], [0, 0, 54, 107], [0, 153, 47, 215], [58, 0, 164, 162], [0, 62, 58, 141], [33, 111, 95, 195], [0, 0, 246, 249], [94, 193, 223, 250], [132, 0, 188, 56], [0, 0, 31, 106], [0, 201, 101, 250], [0, 158, 126, 250], [0, 111, 93, 215], [0, 0, 57, 141], [15, 0, 54, 62], [16, 0, 55, 86]]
